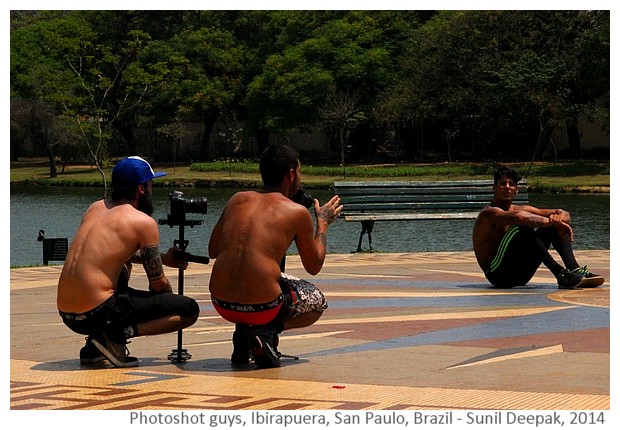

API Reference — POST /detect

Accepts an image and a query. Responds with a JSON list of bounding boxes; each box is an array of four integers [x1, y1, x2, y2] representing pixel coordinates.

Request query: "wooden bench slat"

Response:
[[344, 212, 480, 221], [334, 180, 495, 187], [342, 195, 500, 203]]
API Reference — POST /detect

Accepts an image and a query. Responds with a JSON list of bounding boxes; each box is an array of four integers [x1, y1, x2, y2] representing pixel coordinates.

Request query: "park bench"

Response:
[[333, 179, 529, 252]]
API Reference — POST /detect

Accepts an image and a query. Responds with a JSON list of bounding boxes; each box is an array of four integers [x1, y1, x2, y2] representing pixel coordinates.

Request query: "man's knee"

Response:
[[181, 298, 200, 319], [284, 309, 323, 330]]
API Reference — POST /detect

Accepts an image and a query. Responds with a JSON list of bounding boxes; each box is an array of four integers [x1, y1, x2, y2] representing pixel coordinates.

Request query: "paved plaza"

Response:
[[9, 250, 610, 418]]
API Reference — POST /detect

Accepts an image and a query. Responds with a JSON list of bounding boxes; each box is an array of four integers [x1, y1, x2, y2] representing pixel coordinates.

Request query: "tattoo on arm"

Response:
[[141, 245, 164, 281], [316, 231, 327, 248]]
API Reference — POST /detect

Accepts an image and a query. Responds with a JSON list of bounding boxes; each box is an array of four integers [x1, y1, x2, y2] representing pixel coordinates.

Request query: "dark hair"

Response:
[[493, 165, 522, 185], [111, 183, 141, 202], [259, 144, 300, 187]]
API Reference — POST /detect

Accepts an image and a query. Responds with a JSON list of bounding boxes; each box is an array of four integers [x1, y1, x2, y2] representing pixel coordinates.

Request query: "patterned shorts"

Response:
[[277, 273, 328, 321], [210, 273, 328, 326]]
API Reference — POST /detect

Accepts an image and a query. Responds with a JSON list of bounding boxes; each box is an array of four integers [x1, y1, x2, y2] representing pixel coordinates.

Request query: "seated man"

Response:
[[57, 156, 200, 367], [473, 165, 605, 289], [208, 144, 343, 368]]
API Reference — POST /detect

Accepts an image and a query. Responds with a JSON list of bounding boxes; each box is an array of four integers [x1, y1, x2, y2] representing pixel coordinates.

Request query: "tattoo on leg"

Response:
[[141, 245, 164, 280]]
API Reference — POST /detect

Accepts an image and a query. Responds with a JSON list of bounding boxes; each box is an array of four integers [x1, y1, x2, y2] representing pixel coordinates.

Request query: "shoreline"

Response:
[[10, 179, 611, 194]]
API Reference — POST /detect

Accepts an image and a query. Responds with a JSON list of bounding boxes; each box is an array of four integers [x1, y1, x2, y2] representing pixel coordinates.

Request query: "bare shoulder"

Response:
[[226, 190, 260, 205], [113, 204, 157, 228], [478, 205, 504, 219]]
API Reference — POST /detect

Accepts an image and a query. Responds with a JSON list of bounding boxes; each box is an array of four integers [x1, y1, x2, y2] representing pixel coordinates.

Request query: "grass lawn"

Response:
[[10, 159, 610, 193]]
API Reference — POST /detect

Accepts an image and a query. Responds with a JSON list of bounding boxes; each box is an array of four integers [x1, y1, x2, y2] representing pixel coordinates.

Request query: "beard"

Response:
[[137, 193, 154, 216]]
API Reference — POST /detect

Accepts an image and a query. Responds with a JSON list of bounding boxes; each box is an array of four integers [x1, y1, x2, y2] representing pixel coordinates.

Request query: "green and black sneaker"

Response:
[[557, 269, 585, 290], [571, 266, 605, 288]]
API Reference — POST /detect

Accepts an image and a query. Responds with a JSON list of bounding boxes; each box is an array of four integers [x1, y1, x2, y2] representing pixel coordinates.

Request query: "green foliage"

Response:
[[377, 10, 609, 159], [191, 160, 259, 174], [10, 10, 609, 164], [189, 160, 608, 178]]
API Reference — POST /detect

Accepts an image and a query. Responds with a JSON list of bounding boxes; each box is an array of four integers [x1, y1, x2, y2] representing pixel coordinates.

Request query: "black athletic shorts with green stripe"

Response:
[[484, 225, 553, 288]]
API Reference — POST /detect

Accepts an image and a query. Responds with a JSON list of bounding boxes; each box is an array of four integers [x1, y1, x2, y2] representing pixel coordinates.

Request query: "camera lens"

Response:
[[185, 197, 208, 214], [293, 189, 314, 208]]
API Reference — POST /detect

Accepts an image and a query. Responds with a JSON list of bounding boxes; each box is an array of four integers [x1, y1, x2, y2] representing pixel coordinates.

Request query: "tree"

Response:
[[11, 11, 157, 191], [137, 26, 246, 160], [318, 88, 366, 176], [246, 11, 418, 157], [10, 100, 58, 175], [380, 10, 609, 161]]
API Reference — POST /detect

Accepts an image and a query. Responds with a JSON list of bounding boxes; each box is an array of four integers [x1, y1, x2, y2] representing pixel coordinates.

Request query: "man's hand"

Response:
[[162, 246, 189, 270], [315, 195, 343, 226], [549, 216, 574, 242], [555, 209, 571, 224]]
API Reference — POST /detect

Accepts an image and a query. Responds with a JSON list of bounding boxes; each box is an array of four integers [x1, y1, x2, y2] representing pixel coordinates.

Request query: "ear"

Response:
[[136, 184, 146, 196], [288, 168, 296, 183]]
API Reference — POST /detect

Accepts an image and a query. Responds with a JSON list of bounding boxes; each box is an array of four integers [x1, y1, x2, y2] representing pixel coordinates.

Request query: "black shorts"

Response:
[[59, 286, 199, 337], [484, 225, 552, 288]]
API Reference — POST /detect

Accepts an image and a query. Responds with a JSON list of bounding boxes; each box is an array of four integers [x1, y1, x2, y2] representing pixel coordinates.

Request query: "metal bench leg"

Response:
[[357, 228, 365, 252], [357, 221, 375, 252]]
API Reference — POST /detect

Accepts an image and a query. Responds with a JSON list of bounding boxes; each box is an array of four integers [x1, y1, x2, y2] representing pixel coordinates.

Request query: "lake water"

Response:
[[10, 185, 610, 267]]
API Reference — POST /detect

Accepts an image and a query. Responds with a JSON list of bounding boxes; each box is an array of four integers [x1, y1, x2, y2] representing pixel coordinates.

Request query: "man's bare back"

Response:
[[57, 199, 161, 313], [208, 190, 319, 304]]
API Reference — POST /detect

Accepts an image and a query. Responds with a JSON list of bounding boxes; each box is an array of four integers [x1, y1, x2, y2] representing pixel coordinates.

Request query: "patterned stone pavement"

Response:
[[9, 251, 611, 422]]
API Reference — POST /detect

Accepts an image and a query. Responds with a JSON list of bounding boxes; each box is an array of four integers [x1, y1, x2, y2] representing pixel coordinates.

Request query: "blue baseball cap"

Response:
[[112, 156, 167, 188]]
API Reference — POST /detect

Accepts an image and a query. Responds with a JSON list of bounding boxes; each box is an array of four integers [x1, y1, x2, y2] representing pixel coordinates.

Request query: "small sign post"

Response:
[[42, 238, 68, 265]]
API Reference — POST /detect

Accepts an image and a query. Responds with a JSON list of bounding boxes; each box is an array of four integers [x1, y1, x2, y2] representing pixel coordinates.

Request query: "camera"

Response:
[[169, 190, 208, 223], [292, 189, 314, 208]]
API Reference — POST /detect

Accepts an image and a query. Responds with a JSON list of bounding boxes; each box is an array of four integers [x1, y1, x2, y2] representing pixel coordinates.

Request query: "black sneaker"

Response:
[[91, 333, 139, 368], [80, 336, 105, 365], [557, 269, 586, 290], [246, 325, 281, 368], [231, 325, 251, 365], [571, 266, 605, 288]]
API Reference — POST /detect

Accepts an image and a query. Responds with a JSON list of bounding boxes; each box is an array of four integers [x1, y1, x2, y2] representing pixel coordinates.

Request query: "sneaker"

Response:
[[90, 333, 139, 368], [557, 269, 586, 290], [80, 336, 105, 365], [245, 325, 281, 368], [231, 325, 251, 365], [571, 266, 605, 288]]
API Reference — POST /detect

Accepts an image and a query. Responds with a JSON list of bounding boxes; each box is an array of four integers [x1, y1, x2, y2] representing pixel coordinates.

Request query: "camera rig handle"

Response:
[[173, 250, 210, 265]]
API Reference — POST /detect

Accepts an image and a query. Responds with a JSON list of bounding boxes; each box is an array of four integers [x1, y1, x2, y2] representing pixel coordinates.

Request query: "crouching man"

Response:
[[208, 145, 342, 368], [57, 156, 200, 367]]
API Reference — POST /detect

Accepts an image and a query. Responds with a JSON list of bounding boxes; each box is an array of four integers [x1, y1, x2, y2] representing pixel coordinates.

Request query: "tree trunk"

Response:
[[255, 129, 270, 156], [199, 112, 218, 161], [45, 144, 57, 178], [112, 121, 137, 154], [566, 118, 582, 158]]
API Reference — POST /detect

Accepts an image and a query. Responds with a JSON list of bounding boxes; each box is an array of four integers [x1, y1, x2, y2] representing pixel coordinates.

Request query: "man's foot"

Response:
[[557, 269, 586, 289], [80, 336, 105, 365], [246, 325, 281, 368], [571, 266, 605, 288], [91, 333, 139, 368], [231, 325, 251, 365]]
